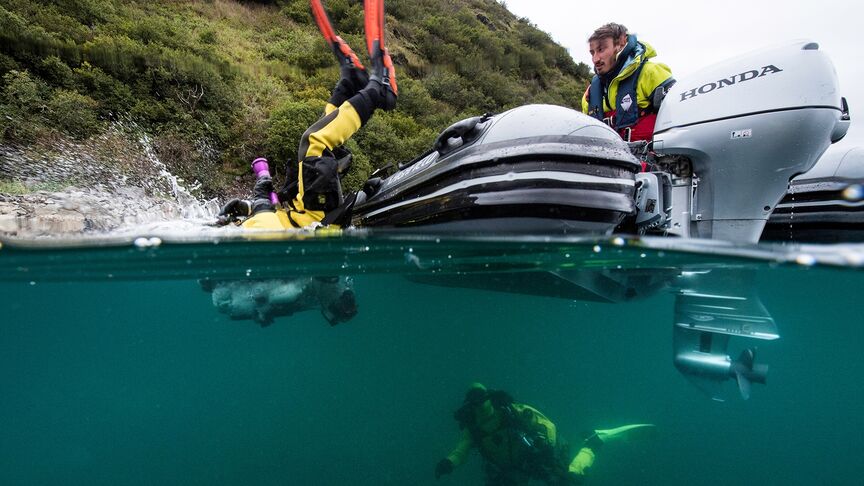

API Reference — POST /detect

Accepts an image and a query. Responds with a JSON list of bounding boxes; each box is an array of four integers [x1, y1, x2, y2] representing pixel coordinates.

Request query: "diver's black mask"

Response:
[[454, 388, 514, 429], [454, 388, 488, 428]]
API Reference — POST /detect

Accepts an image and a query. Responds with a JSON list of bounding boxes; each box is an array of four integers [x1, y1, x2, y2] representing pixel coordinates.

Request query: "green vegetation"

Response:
[[0, 0, 591, 196], [0, 179, 29, 195], [0, 178, 72, 194]]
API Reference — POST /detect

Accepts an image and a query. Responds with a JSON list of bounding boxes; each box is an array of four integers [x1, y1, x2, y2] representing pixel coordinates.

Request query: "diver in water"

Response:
[[200, 276, 357, 327], [217, 0, 397, 229], [435, 383, 655, 485]]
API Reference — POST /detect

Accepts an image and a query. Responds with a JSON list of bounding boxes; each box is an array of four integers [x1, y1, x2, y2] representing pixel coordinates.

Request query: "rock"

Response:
[[30, 207, 87, 234], [0, 214, 18, 234]]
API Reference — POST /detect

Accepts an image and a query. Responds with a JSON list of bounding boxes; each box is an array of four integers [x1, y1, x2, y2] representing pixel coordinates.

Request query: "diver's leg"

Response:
[[364, 0, 398, 110], [284, 81, 389, 224], [568, 423, 657, 480], [567, 446, 595, 478], [276, 0, 399, 226], [311, 0, 368, 114], [567, 433, 601, 480]]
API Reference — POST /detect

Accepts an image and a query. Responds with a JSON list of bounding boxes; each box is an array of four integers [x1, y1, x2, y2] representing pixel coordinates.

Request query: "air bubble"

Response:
[[133, 236, 162, 248], [842, 184, 863, 201], [795, 254, 816, 266]]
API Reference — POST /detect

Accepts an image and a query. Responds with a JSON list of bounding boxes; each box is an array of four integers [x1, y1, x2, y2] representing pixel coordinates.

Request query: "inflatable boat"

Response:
[[761, 145, 864, 243], [351, 40, 851, 244], [350, 105, 641, 233]]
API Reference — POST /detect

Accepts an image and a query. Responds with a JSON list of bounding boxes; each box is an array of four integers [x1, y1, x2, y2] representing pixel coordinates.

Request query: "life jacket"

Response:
[[587, 58, 648, 133], [587, 35, 656, 138]]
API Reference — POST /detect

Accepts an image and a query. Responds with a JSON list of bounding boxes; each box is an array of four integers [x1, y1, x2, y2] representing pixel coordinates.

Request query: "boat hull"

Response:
[[351, 105, 641, 234]]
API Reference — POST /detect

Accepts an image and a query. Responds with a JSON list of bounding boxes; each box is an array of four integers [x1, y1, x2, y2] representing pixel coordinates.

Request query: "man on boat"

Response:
[[217, 0, 396, 229], [434, 383, 655, 485], [582, 23, 674, 142]]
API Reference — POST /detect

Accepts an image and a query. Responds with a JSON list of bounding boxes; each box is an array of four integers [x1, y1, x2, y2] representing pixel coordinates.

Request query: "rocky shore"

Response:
[[0, 131, 223, 238]]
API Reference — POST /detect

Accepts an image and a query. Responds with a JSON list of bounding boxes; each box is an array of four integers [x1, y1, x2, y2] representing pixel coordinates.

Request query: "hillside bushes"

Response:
[[0, 0, 590, 195]]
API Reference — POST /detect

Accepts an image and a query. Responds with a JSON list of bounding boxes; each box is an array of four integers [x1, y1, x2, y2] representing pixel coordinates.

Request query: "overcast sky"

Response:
[[504, 0, 863, 147]]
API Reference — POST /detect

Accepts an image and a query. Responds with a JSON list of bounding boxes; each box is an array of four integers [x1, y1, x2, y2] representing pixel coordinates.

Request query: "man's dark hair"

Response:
[[588, 23, 629, 43]]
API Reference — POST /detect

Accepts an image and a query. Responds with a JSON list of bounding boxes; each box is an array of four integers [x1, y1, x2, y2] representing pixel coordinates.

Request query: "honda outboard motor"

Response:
[[653, 40, 850, 242], [672, 269, 778, 401]]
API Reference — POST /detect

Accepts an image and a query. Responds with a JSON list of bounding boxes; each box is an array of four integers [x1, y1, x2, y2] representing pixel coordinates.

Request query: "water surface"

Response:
[[1, 232, 862, 485]]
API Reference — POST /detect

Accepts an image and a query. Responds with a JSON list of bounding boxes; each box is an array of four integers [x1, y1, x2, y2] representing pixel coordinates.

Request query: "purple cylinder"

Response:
[[251, 157, 271, 179], [251, 157, 280, 206]]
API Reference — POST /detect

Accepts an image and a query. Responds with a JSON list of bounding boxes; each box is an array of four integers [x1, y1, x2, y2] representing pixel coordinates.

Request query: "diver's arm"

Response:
[[436, 430, 473, 479], [446, 429, 474, 466]]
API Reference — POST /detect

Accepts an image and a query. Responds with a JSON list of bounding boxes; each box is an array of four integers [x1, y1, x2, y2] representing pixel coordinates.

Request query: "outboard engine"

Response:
[[672, 269, 778, 401], [652, 40, 850, 243]]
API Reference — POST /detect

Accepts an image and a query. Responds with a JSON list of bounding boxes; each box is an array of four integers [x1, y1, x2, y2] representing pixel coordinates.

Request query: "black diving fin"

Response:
[[363, 0, 398, 108], [310, 0, 366, 72]]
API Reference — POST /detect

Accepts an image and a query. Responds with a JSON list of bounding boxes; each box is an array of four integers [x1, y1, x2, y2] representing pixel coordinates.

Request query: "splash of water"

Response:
[[133, 125, 218, 221], [1, 120, 222, 237]]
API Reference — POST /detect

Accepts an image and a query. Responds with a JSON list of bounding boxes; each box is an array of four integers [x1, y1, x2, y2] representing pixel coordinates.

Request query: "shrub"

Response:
[[0, 70, 50, 142], [72, 61, 134, 115], [45, 89, 101, 139], [0, 53, 20, 77], [37, 55, 74, 87], [281, 2, 310, 24], [265, 98, 323, 168], [1, 69, 49, 110], [198, 29, 217, 45]]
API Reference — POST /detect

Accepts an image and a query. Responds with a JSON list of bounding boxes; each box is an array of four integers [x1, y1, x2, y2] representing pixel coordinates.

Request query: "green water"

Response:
[[1, 233, 862, 485]]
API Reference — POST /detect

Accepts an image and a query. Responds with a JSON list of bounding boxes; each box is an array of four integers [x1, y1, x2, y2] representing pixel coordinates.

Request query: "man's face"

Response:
[[589, 36, 623, 75]]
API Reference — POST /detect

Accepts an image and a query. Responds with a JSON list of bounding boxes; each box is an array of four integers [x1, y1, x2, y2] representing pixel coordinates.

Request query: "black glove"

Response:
[[435, 458, 453, 479], [252, 176, 275, 201], [216, 199, 251, 225]]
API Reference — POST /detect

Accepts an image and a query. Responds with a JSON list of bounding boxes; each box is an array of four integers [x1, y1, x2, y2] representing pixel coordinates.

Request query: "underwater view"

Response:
[[1, 233, 863, 485], [2, 0, 862, 484]]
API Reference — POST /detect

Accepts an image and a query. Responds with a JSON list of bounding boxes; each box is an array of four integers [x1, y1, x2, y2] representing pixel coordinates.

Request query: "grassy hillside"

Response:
[[0, 0, 590, 197]]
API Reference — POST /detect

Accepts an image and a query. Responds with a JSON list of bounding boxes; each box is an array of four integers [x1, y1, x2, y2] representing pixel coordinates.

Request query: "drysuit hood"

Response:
[[455, 384, 513, 433]]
